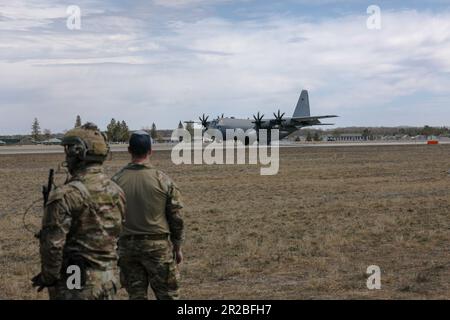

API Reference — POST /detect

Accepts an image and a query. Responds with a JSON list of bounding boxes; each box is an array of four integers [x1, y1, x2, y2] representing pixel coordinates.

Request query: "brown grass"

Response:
[[0, 145, 449, 299]]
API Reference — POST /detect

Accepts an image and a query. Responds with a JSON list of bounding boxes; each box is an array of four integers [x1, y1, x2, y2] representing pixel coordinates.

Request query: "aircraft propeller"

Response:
[[199, 114, 210, 128], [273, 109, 286, 126], [252, 112, 265, 129]]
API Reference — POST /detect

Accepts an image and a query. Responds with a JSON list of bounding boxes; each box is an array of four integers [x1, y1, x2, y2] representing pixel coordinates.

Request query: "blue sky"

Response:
[[1, 0, 450, 134]]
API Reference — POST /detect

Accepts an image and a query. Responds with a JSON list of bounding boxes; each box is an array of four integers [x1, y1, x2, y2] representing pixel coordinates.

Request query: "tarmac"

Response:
[[0, 140, 448, 155]]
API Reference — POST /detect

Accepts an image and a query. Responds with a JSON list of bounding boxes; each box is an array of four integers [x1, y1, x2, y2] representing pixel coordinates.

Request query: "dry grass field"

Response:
[[0, 145, 449, 300]]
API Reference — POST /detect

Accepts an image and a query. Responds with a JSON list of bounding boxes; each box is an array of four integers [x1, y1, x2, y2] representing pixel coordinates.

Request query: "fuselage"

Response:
[[208, 117, 297, 140]]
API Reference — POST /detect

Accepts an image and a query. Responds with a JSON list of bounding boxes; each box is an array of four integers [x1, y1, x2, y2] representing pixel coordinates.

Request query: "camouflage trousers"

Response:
[[48, 268, 118, 300], [118, 237, 180, 300]]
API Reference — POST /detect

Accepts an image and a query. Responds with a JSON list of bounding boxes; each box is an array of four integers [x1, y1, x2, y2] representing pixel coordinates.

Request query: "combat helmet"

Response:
[[61, 123, 110, 168]]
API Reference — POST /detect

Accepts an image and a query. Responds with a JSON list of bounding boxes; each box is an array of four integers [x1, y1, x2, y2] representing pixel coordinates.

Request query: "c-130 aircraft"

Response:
[[190, 90, 338, 144]]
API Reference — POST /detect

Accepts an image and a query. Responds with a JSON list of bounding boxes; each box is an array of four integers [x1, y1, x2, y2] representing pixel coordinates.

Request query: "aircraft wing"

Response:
[[291, 115, 338, 126]]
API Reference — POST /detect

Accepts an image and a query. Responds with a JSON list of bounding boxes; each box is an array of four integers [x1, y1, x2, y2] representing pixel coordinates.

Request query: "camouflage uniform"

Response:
[[113, 162, 184, 300], [39, 165, 125, 300], [35, 124, 125, 300]]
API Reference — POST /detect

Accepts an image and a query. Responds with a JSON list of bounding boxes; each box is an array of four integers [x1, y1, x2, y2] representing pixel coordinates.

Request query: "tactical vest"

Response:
[[63, 179, 122, 270]]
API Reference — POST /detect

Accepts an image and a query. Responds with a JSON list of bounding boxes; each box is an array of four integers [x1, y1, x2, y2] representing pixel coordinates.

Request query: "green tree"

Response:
[[150, 123, 158, 140], [313, 132, 321, 141], [75, 115, 82, 128], [362, 128, 371, 140], [120, 120, 130, 142], [31, 118, 41, 141], [306, 131, 312, 142], [420, 125, 434, 137], [106, 118, 117, 142], [178, 121, 184, 142]]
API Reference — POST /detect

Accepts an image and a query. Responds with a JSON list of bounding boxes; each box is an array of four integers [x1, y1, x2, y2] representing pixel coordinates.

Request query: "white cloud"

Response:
[[0, 1, 66, 30], [152, 0, 231, 8], [1, 2, 450, 134], [0, 0, 105, 31]]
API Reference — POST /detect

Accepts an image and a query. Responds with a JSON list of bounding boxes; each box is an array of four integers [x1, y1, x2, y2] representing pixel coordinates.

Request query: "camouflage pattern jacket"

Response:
[[39, 165, 125, 283]]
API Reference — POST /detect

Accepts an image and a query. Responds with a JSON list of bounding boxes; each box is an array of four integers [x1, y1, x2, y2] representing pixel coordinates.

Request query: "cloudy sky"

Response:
[[1, 0, 450, 134]]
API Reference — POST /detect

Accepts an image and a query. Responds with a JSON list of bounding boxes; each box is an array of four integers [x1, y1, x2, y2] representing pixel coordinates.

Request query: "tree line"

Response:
[[300, 126, 450, 141], [29, 116, 175, 143], [31, 115, 85, 141], [328, 126, 450, 138], [29, 117, 450, 143], [106, 118, 130, 143]]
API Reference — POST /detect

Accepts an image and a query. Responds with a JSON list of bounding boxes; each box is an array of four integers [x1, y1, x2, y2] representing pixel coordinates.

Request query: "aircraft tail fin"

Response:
[[293, 90, 310, 118]]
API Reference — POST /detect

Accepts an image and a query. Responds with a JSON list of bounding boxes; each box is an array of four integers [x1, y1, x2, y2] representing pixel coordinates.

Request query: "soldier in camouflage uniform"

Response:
[[112, 131, 184, 300], [31, 123, 125, 300]]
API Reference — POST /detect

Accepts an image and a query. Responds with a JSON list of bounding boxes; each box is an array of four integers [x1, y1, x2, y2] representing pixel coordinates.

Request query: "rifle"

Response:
[[30, 169, 56, 291], [34, 169, 54, 239], [42, 169, 55, 207]]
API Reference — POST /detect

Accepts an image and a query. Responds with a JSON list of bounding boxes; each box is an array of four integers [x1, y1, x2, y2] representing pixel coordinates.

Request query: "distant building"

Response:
[[42, 138, 62, 145], [0, 138, 21, 145], [154, 136, 179, 143], [412, 135, 427, 141], [19, 137, 35, 145], [325, 134, 367, 142]]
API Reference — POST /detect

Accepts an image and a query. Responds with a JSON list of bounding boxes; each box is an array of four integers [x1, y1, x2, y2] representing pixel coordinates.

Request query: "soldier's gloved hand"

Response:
[[31, 273, 56, 292]]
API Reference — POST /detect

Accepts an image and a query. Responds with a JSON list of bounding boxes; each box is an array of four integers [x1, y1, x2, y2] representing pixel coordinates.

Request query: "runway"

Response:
[[0, 140, 448, 155]]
